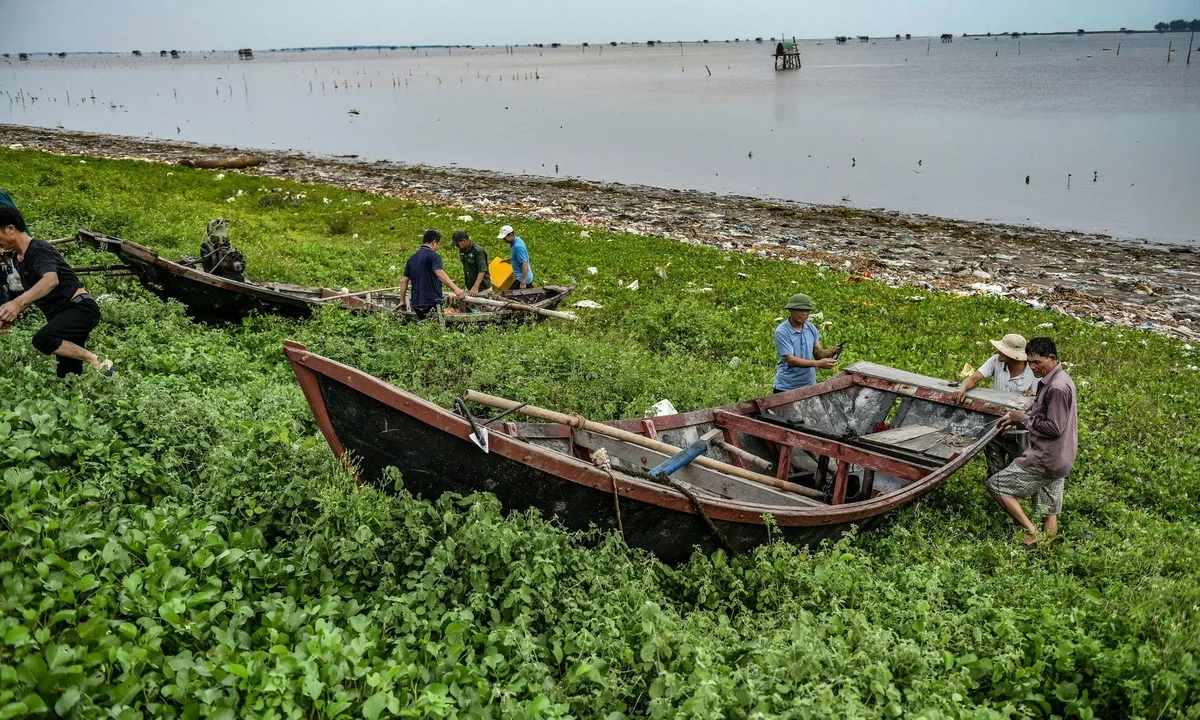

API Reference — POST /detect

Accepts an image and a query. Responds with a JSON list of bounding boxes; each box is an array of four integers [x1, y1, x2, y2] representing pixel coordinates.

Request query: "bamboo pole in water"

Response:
[[462, 390, 823, 499]]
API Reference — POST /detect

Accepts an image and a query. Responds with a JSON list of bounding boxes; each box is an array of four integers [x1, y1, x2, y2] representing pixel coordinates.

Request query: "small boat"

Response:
[[75, 229, 573, 324], [284, 341, 1032, 564]]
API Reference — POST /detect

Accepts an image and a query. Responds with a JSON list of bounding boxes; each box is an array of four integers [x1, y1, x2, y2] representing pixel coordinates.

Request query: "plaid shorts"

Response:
[[986, 462, 1065, 516]]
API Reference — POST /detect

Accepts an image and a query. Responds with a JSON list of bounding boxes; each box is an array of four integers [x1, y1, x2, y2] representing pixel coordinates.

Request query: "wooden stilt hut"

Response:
[[775, 38, 801, 70]]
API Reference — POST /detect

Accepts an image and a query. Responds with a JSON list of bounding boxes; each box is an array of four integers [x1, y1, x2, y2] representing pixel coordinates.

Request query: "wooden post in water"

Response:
[[1167, 40, 1172, 63], [1188, 30, 1195, 65], [1116, 42, 1121, 55]]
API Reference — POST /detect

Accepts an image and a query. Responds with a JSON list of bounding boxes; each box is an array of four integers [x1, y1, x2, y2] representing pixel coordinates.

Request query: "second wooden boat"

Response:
[[76, 229, 573, 324]]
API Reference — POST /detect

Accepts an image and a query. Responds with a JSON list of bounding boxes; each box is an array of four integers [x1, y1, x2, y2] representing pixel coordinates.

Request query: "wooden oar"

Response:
[[462, 295, 578, 321], [313, 285, 405, 303], [49, 236, 76, 245], [462, 390, 822, 499]]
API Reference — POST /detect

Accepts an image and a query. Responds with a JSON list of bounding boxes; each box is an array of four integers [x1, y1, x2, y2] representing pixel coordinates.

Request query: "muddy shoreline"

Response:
[[3, 123, 1197, 340]]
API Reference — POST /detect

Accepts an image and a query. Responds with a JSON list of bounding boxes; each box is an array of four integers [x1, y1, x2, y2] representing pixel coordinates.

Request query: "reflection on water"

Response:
[[3, 34, 1198, 244]]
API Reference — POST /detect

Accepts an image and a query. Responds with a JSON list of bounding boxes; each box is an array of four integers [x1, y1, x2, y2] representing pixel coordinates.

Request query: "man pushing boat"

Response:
[[398, 229, 465, 321], [987, 337, 1077, 547], [0, 204, 116, 377]]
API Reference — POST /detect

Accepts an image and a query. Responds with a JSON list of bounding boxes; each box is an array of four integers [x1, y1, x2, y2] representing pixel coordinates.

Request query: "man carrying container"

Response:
[[453, 230, 491, 296], [498, 225, 533, 289], [772, 293, 844, 393]]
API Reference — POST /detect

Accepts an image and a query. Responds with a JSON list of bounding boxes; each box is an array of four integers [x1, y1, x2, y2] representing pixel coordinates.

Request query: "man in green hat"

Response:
[[453, 230, 491, 295], [773, 293, 844, 392]]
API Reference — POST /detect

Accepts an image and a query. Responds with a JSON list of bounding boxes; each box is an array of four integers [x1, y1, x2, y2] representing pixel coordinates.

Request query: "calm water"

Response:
[[3, 34, 1199, 243]]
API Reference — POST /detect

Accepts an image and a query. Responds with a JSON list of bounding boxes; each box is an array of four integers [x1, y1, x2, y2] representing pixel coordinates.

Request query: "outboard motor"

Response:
[[199, 218, 247, 282]]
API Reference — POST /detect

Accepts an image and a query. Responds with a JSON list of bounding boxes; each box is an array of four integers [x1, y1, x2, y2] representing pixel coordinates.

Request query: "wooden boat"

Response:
[[284, 341, 1033, 564], [75, 229, 573, 324]]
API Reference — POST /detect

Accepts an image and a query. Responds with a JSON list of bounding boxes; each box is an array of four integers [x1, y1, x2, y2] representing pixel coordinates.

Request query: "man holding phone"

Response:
[[772, 293, 844, 393]]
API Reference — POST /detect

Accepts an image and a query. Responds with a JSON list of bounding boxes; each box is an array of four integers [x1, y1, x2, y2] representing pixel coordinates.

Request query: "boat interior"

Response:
[[494, 363, 1030, 508]]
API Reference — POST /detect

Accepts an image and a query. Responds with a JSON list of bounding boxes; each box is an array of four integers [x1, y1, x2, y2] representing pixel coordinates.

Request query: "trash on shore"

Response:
[[7, 125, 1197, 342]]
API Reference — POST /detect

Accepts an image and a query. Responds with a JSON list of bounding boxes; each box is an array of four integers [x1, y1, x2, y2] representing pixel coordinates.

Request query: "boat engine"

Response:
[[198, 218, 247, 282]]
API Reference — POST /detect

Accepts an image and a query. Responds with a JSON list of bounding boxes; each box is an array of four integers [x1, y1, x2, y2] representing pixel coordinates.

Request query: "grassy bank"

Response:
[[1, 148, 1198, 718]]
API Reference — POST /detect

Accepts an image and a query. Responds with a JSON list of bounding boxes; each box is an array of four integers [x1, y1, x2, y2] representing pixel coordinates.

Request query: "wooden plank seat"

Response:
[[860, 424, 976, 463]]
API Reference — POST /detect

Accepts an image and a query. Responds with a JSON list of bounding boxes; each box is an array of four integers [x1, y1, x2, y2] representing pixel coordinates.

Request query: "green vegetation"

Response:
[[1, 148, 1198, 718]]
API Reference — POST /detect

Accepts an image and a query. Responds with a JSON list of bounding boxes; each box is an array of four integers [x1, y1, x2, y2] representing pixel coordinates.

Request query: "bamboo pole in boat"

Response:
[[461, 294, 578, 321], [714, 439, 774, 470], [312, 285, 404, 302], [463, 390, 823, 499]]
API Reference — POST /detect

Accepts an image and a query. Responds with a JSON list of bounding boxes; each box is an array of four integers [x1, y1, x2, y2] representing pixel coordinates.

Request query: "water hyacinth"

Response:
[[0, 147, 1196, 718]]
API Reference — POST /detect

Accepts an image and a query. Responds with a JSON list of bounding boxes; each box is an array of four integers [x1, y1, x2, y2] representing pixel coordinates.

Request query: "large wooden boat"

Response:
[[75, 229, 573, 324], [284, 341, 1032, 564]]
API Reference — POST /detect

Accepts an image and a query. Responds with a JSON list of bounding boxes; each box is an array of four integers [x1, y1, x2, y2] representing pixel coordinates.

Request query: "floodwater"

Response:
[[3, 34, 1199, 244]]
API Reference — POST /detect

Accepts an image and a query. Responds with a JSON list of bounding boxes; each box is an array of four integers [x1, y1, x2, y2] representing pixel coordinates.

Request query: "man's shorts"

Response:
[[31, 295, 101, 377], [986, 461, 1064, 516]]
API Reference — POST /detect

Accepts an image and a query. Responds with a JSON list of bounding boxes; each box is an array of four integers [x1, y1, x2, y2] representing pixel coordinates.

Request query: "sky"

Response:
[[0, 0, 1197, 53]]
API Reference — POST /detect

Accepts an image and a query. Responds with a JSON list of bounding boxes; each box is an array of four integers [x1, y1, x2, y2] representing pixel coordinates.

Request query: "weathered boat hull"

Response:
[[285, 342, 1027, 563], [76, 229, 573, 325]]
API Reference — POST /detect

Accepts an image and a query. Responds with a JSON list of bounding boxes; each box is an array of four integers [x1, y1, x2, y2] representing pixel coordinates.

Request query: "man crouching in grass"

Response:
[[0, 205, 115, 377], [987, 337, 1077, 547]]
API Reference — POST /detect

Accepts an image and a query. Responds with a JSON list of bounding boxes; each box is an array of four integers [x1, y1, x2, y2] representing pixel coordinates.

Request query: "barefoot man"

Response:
[[0, 205, 115, 377], [987, 337, 1077, 547]]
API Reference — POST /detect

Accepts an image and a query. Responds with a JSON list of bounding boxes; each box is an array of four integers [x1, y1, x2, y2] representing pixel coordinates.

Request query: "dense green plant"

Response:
[[0, 149, 1196, 718]]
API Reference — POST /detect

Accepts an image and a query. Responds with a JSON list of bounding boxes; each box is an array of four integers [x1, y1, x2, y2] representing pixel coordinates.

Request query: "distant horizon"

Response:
[[4, 26, 1194, 57], [1, 0, 1196, 56]]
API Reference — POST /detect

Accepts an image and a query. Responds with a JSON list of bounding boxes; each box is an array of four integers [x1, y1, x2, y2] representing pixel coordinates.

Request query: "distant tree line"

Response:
[[1154, 19, 1199, 32]]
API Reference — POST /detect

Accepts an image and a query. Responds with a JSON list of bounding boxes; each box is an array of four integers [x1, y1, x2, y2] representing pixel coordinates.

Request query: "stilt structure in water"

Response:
[[775, 38, 801, 71]]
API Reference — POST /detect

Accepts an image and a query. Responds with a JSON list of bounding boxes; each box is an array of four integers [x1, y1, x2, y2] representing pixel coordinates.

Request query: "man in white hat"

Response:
[[497, 225, 533, 289], [954, 333, 1037, 477]]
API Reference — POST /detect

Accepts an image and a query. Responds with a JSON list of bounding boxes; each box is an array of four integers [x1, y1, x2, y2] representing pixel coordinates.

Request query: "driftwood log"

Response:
[[178, 155, 265, 170]]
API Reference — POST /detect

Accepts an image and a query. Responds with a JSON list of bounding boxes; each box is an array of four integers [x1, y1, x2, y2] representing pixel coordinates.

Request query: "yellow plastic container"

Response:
[[489, 257, 515, 291]]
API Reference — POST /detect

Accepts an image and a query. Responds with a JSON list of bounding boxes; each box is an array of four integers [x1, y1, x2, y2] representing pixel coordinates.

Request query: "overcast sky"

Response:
[[1, 0, 1196, 53]]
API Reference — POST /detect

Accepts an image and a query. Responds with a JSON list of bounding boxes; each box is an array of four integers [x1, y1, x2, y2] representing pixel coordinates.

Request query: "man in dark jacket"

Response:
[[0, 205, 115, 377]]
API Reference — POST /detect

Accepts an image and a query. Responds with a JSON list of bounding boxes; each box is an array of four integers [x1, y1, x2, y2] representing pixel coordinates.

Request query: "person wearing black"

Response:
[[398, 230, 465, 321], [0, 205, 115, 377]]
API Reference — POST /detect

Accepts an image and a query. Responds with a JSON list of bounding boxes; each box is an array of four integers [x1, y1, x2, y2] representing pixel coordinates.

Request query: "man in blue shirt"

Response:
[[773, 293, 844, 392], [498, 225, 533, 288], [399, 230, 465, 320]]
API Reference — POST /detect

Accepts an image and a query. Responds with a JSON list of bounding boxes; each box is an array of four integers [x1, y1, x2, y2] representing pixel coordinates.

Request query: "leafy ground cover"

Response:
[[1, 148, 1198, 718]]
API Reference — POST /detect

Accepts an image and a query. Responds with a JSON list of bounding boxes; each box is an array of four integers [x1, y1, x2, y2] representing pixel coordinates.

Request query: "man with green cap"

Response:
[[453, 230, 491, 295], [773, 293, 844, 392]]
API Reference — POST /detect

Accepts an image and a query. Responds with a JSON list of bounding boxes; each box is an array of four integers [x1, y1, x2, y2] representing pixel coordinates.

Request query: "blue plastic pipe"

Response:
[[649, 439, 710, 478]]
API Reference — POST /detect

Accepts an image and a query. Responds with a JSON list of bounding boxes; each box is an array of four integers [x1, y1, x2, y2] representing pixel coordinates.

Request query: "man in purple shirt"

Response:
[[986, 337, 1078, 547]]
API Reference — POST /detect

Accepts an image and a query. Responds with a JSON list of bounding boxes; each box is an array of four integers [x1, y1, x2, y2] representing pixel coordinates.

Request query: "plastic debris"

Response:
[[646, 399, 678, 417], [572, 300, 603, 309], [627, 280, 639, 291], [456, 214, 472, 221], [586, 266, 598, 275], [958, 362, 976, 378]]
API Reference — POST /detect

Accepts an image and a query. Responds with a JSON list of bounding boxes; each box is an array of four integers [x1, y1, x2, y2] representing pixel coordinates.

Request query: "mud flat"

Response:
[[3, 123, 1197, 340]]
